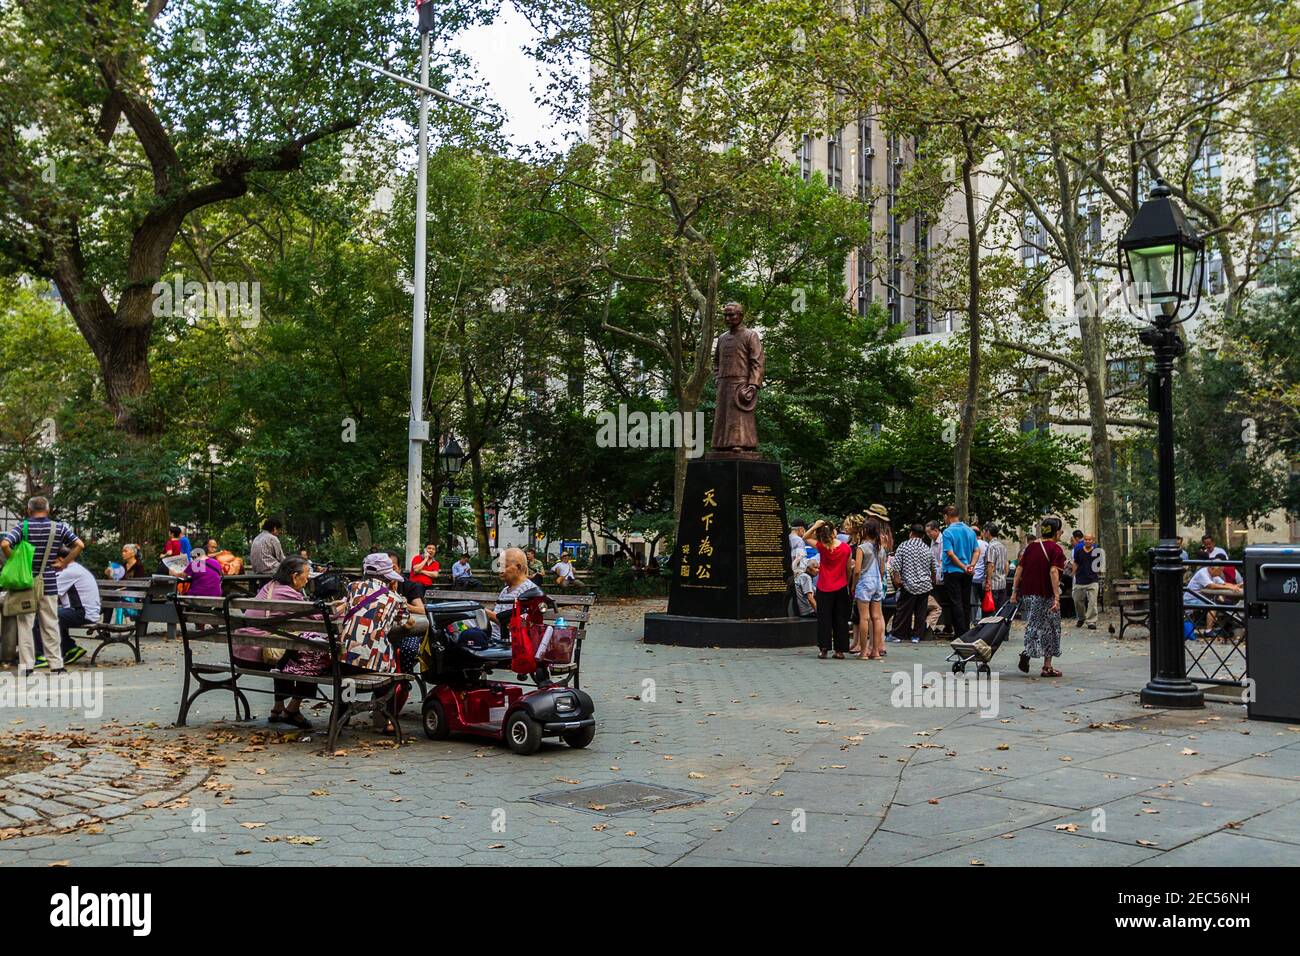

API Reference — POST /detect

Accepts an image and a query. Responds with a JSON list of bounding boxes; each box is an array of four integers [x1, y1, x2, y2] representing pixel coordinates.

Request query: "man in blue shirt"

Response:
[[937, 505, 978, 636]]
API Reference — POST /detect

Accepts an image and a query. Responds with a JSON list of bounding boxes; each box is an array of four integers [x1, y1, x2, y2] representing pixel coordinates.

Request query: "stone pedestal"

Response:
[[643, 457, 816, 648]]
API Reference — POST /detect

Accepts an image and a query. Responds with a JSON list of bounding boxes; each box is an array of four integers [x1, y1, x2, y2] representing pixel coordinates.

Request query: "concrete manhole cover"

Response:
[[531, 780, 708, 816]]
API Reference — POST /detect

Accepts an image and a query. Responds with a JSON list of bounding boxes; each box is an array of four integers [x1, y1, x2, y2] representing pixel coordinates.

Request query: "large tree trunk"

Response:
[[953, 148, 981, 519], [1077, 290, 1122, 600], [72, 291, 170, 547], [469, 447, 490, 557]]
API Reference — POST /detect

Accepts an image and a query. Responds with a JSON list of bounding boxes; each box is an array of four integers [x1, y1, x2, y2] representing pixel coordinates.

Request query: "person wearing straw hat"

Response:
[[865, 503, 896, 628]]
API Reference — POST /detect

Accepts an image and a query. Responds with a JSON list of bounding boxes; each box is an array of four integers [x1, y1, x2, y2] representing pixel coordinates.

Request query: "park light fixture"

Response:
[[1118, 179, 1205, 710], [882, 465, 904, 497], [439, 436, 465, 478], [1118, 179, 1205, 320]]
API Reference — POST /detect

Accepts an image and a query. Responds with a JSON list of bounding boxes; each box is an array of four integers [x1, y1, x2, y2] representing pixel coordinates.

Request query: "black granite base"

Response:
[[643, 612, 817, 648]]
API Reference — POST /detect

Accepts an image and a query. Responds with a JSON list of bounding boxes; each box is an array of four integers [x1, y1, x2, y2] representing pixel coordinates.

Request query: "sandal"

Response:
[[832, 652, 845, 660], [818, 650, 828, 659], [282, 711, 313, 730], [1041, 667, 1063, 678]]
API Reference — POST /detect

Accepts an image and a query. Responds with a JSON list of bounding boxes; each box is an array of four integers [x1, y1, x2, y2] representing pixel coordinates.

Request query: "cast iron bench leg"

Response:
[[176, 653, 194, 726]]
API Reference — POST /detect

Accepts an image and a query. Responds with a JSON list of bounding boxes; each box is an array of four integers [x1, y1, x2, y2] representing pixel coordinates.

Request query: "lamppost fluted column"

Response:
[[1139, 313, 1203, 707]]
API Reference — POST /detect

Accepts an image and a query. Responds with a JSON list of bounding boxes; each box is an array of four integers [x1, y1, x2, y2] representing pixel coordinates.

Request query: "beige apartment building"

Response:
[[792, 120, 1300, 551]]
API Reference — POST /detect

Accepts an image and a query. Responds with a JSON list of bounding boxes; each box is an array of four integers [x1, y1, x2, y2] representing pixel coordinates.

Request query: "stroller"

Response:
[[946, 602, 1020, 677]]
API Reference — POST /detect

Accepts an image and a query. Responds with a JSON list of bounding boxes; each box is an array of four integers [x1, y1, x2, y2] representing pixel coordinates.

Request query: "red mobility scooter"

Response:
[[418, 595, 595, 755]]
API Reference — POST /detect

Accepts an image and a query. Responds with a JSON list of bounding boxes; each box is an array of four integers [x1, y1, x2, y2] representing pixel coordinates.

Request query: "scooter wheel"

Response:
[[422, 699, 449, 740], [505, 710, 542, 755], [562, 725, 595, 749], [952, 662, 964, 674]]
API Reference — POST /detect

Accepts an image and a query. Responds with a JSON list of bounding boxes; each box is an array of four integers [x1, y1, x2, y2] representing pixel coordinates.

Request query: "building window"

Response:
[[800, 134, 813, 182], [828, 127, 844, 193], [1192, 129, 1222, 195], [1258, 207, 1293, 287], [1106, 356, 1146, 393], [856, 245, 871, 315], [856, 119, 872, 200], [1203, 248, 1225, 296], [914, 213, 930, 334], [1021, 214, 1048, 268]]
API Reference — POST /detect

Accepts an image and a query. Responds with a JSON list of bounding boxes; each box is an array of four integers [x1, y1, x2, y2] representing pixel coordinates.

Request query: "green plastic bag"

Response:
[[0, 521, 34, 591]]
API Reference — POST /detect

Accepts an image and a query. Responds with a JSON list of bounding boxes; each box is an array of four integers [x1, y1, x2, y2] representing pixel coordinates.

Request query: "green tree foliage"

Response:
[[0, 0, 487, 543], [1221, 264, 1300, 463], [0, 281, 99, 513], [1117, 347, 1296, 537], [814, 408, 1090, 532]]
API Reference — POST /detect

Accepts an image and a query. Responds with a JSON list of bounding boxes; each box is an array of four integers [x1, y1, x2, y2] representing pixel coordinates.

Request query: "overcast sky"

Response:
[[450, 2, 582, 152]]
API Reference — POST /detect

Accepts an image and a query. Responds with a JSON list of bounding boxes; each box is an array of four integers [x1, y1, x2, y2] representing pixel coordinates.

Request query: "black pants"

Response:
[[941, 572, 972, 637], [892, 587, 930, 640], [816, 586, 851, 653]]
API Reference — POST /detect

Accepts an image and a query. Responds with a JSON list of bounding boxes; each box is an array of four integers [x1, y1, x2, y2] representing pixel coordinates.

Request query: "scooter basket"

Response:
[[538, 626, 577, 665]]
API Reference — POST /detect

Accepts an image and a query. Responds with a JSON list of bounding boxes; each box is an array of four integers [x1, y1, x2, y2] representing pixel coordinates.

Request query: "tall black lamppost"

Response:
[[1118, 179, 1205, 709], [439, 436, 464, 552]]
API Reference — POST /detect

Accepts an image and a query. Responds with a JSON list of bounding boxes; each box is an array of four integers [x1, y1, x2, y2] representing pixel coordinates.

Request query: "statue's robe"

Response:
[[711, 325, 764, 452]]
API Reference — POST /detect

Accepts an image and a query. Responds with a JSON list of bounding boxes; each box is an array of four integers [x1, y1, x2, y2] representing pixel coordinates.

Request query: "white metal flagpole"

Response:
[[355, 0, 495, 563], [403, 27, 431, 565]]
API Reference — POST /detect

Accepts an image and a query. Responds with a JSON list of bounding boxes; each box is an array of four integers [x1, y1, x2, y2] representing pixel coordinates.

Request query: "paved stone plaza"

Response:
[[0, 599, 1297, 867]]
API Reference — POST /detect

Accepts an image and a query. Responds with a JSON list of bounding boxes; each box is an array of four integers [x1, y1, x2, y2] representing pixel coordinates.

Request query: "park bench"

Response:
[[1114, 578, 1149, 639], [75, 575, 178, 663], [420, 588, 596, 688], [173, 594, 415, 752]]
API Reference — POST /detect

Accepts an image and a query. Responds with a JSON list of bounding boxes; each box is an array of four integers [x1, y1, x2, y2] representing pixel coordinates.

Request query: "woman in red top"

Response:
[[409, 543, 440, 598], [804, 519, 852, 659], [1011, 516, 1066, 677]]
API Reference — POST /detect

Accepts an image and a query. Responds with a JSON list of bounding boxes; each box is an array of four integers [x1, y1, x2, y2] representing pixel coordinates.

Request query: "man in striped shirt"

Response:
[[889, 524, 936, 644], [1, 496, 84, 674]]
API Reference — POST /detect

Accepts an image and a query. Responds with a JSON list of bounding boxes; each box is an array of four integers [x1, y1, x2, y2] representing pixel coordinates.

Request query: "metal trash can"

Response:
[[1244, 544, 1300, 722]]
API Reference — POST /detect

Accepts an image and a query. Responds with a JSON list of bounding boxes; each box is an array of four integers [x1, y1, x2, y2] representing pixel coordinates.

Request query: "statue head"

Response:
[[722, 301, 744, 331]]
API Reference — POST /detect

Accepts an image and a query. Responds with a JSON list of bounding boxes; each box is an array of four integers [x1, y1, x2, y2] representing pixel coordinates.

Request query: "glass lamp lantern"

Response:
[[439, 437, 465, 477], [1118, 179, 1205, 320], [882, 465, 904, 497]]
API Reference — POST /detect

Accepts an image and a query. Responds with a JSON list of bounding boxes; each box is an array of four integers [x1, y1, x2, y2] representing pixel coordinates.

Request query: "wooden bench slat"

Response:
[[423, 589, 596, 606], [227, 598, 328, 613]]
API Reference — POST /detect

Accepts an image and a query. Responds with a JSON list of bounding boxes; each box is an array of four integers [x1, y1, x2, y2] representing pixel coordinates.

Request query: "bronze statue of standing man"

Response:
[[710, 301, 764, 455]]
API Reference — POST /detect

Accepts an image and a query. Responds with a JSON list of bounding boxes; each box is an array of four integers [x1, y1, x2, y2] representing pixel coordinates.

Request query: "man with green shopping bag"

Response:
[[1, 497, 84, 674]]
